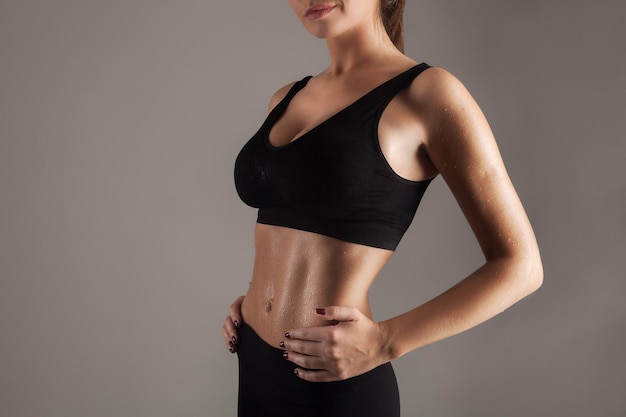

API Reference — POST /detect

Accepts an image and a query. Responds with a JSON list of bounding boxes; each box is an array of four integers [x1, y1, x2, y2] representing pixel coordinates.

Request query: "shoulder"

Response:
[[406, 66, 489, 145], [407, 66, 476, 114], [267, 81, 299, 113]]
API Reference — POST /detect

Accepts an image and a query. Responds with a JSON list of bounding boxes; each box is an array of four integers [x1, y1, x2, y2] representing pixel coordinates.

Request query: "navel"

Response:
[[265, 298, 274, 313]]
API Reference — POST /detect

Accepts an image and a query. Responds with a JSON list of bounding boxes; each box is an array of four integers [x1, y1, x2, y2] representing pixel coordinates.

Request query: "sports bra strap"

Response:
[[266, 76, 313, 125]]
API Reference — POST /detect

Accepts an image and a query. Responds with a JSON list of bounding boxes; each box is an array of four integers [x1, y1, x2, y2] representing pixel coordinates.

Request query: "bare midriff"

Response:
[[241, 223, 394, 348]]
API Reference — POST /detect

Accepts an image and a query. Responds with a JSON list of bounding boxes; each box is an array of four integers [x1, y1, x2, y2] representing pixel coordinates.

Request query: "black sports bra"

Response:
[[234, 63, 434, 250]]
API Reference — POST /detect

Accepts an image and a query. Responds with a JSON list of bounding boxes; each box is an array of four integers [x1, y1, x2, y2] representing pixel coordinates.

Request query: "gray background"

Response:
[[1, 1, 624, 416]]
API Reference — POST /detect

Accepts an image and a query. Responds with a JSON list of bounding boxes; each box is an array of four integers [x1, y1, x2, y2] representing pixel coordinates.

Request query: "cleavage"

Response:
[[268, 92, 344, 147], [267, 79, 374, 148]]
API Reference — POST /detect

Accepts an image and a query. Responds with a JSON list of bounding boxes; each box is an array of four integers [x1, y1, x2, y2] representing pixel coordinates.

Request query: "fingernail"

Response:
[[234, 320, 239, 328], [316, 308, 326, 315], [229, 341, 233, 348], [279, 341, 285, 348], [229, 347, 235, 353], [283, 351, 288, 359], [232, 335, 237, 344], [294, 369, 300, 377], [284, 332, 290, 339]]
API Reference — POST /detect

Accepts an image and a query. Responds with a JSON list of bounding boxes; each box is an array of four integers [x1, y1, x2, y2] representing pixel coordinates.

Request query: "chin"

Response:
[[302, 22, 349, 42], [301, 24, 333, 40]]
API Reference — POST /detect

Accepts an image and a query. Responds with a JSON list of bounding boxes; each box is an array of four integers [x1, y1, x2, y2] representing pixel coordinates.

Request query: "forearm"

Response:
[[380, 256, 542, 360]]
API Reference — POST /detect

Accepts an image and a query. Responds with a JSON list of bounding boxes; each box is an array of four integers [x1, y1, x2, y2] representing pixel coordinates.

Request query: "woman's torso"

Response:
[[238, 60, 438, 347], [241, 223, 393, 346]]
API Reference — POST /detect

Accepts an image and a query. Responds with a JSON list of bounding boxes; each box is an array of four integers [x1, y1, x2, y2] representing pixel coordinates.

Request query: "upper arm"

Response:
[[416, 68, 540, 265]]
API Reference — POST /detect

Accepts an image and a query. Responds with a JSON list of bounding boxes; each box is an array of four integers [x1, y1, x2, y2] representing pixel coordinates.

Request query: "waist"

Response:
[[241, 223, 393, 347], [241, 299, 363, 350]]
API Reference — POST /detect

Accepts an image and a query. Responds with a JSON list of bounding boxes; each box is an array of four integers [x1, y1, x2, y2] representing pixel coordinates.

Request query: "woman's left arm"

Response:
[[281, 67, 543, 382]]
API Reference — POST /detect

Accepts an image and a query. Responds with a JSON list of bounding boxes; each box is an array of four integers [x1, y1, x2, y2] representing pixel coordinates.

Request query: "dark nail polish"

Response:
[[294, 369, 299, 376], [234, 320, 239, 328], [229, 341, 233, 348], [229, 347, 235, 353], [283, 351, 288, 359], [232, 335, 237, 344], [284, 332, 290, 339], [279, 341, 285, 348], [316, 308, 326, 315]]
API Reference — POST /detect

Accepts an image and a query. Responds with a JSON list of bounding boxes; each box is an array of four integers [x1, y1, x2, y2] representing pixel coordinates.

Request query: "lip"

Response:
[[304, 4, 337, 20]]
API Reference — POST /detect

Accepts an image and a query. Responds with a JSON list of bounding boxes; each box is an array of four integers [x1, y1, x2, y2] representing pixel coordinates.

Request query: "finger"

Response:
[[223, 295, 245, 350], [229, 296, 245, 329], [316, 306, 361, 322], [283, 325, 328, 343], [223, 317, 240, 345], [293, 368, 339, 383], [221, 324, 236, 353], [282, 350, 325, 371], [280, 338, 323, 356]]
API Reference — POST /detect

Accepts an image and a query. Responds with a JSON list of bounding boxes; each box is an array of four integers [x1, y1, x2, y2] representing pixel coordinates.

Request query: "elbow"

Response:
[[521, 252, 544, 297], [494, 249, 543, 301], [528, 262, 544, 294]]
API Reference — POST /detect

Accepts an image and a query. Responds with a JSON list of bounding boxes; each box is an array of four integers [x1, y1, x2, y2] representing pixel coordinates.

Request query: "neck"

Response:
[[324, 18, 401, 75]]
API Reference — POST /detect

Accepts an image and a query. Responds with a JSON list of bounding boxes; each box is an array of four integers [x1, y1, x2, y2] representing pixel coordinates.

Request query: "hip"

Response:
[[236, 321, 400, 417]]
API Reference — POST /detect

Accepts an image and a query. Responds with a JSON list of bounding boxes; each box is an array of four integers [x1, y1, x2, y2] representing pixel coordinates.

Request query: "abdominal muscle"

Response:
[[241, 223, 394, 347]]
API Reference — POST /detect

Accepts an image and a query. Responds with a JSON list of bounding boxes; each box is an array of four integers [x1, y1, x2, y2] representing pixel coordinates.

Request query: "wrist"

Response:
[[377, 320, 402, 361]]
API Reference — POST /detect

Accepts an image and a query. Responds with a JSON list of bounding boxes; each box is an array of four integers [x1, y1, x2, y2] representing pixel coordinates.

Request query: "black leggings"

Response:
[[236, 322, 400, 417]]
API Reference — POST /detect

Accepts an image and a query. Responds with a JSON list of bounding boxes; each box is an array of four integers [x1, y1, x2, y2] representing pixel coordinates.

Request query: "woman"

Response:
[[223, 1, 543, 416]]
